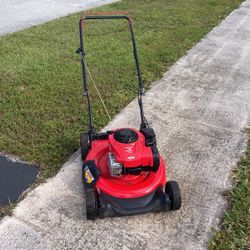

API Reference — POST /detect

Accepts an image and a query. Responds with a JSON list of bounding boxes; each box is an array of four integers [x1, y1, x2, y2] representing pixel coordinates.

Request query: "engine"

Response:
[[108, 128, 154, 176], [108, 152, 123, 176]]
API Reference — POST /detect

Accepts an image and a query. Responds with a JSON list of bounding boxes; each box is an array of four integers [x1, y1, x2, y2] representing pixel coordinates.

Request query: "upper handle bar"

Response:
[[80, 12, 131, 31], [83, 11, 129, 16], [77, 12, 148, 130]]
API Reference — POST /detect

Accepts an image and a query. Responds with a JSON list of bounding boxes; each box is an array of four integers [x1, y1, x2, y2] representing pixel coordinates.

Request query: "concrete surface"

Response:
[[1, 1, 250, 249], [0, 0, 119, 36]]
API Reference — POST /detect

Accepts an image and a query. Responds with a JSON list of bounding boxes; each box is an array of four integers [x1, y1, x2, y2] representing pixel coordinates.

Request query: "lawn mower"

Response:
[[76, 12, 181, 219]]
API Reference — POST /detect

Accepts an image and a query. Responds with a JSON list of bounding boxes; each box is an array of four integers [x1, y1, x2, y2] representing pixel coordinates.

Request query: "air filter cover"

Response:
[[113, 129, 138, 144]]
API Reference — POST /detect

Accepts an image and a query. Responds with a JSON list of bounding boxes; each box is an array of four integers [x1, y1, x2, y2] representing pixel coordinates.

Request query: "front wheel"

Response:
[[85, 188, 98, 220], [165, 181, 181, 211]]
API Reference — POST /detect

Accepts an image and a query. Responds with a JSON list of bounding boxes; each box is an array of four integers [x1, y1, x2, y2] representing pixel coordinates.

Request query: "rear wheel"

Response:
[[85, 188, 98, 220], [165, 181, 181, 211], [80, 133, 90, 161]]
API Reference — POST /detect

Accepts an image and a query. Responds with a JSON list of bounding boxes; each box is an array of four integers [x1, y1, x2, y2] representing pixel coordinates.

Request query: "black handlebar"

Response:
[[77, 14, 148, 135]]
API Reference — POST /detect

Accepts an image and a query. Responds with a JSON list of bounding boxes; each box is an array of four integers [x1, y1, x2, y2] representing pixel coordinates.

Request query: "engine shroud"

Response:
[[85, 128, 166, 198], [110, 128, 154, 168]]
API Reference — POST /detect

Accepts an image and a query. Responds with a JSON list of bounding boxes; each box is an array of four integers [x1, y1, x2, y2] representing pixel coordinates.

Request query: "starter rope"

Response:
[[83, 59, 112, 122]]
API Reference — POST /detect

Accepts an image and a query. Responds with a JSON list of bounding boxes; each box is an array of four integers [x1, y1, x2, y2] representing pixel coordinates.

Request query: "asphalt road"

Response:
[[0, 0, 119, 36], [0, 1, 249, 249], [0, 155, 39, 206]]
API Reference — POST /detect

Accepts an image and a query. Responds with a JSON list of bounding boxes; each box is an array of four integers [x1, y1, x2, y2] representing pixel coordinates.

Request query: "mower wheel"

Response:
[[80, 133, 90, 161], [85, 188, 98, 220], [165, 181, 181, 211]]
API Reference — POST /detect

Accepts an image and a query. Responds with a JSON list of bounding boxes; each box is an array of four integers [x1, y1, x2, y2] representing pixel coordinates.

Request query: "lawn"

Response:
[[0, 0, 243, 179], [210, 133, 250, 249]]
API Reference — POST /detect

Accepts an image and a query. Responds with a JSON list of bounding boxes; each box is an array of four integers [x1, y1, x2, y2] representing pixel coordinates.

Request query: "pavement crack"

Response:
[[151, 109, 244, 136], [14, 216, 49, 234]]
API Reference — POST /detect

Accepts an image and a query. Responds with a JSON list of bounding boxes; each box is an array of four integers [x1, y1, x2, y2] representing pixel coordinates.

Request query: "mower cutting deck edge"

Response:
[[76, 12, 181, 219]]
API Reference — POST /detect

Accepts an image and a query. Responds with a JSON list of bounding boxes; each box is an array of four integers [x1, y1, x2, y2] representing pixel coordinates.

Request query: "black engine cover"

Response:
[[113, 129, 138, 144]]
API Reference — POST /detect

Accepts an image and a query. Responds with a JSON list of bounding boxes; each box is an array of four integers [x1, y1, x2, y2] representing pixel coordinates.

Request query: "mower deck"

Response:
[[85, 129, 166, 198]]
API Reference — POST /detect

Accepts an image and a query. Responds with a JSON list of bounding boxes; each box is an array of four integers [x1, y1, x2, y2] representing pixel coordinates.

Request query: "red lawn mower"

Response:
[[76, 12, 181, 219]]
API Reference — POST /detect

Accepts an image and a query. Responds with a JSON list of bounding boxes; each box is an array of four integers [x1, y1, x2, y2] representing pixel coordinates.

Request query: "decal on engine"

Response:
[[127, 156, 135, 160], [125, 146, 133, 153]]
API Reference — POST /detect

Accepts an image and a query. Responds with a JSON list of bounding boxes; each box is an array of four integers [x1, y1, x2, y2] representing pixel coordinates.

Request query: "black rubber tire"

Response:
[[85, 188, 98, 220], [165, 181, 181, 211], [80, 133, 90, 161]]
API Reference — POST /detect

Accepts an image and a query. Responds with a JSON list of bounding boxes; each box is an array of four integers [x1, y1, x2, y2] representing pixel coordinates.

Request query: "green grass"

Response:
[[210, 134, 250, 250], [0, 0, 243, 179]]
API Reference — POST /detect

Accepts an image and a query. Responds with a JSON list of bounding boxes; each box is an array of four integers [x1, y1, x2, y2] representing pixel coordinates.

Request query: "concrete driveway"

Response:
[[0, 0, 119, 36], [0, 1, 250, 249]]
